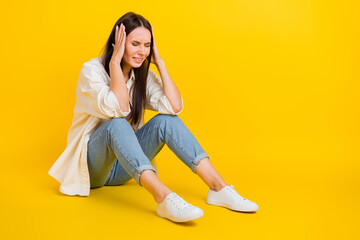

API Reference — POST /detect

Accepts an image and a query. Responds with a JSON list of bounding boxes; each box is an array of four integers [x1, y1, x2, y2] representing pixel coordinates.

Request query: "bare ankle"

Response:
[[155, 190, 172, 204], [138, 170, 173, 204], [212, 183, 228, 192]]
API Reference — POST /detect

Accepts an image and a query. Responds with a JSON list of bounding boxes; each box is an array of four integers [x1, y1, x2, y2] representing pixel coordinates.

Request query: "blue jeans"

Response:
[[87, 114, 210, 188]]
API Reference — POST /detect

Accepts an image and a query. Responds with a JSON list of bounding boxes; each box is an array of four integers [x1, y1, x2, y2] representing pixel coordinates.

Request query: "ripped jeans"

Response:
[[87, 114, 210, 188]]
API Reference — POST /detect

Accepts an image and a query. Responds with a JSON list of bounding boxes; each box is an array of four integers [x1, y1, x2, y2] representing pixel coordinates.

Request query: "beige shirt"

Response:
[[48, 55, 183, 196]]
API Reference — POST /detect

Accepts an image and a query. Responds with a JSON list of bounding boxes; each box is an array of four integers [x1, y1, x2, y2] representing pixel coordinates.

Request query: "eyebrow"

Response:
[[132, 40, 151, 44]]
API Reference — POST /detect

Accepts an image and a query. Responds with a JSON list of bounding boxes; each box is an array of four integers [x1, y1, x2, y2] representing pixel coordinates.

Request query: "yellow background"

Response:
[[1, 0, 359, 239]]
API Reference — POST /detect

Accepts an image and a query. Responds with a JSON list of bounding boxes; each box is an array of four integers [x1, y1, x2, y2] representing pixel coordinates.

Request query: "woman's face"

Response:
[[122, 26, 151, 68]]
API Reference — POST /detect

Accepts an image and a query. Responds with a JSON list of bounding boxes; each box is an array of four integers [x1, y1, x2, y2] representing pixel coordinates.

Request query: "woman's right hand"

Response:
[[110, 23, 126, 65]]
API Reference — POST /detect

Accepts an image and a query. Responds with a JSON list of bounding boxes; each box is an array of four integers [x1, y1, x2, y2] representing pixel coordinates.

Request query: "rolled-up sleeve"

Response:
[[76, 62, 130, 119], [145, 69, 183, 115]]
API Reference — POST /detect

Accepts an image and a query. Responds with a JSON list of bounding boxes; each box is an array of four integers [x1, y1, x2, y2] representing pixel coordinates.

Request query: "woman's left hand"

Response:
[[150, 26, 163, 66]]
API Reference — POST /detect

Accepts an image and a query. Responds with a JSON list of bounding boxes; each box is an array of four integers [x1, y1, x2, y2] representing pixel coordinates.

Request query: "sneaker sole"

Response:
[[206, 200, 258, 212], [157, 209, 204, 222]]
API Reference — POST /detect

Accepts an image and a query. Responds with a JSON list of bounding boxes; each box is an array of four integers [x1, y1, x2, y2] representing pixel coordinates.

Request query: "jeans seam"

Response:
[[163, 127, 195, 165], [137, 127, 164, 161], [108, 129, 154, 181], [110, 132, 140, 175], [88, 130, 107, 146]]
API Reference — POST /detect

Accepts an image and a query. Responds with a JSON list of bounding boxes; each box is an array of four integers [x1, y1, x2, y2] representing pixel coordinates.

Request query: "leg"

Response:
[[195, 157, 228, 191], [138, 170, 172, 203], [105, 114, 220, 203], [135, 115, 258, 213], [87, 117, 172, 203], [88, 116, 206, 221], [136, 114, 210, 173], [135, 114, 226, 192], [87, 117, 157, 188]]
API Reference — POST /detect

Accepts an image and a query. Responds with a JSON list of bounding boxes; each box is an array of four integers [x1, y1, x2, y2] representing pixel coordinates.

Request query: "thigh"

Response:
[[96, 117, 159, 187], [135, 114, 167, 161], [87, 120, 117, 188], [107, 116, 167, 186], [136, 113, 210, 174]]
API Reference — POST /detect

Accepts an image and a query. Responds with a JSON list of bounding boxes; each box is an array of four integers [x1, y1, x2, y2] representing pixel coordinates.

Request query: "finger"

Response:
[[120, 25, 126, 43], [119, 27, 123, 44], [119, 24, 124, 44], [118, 24, 123, 42], [120, 33, 125, 47], [121, 31, 126, 47], [119, 24, 124, 43], [115, 25, 119, 45]]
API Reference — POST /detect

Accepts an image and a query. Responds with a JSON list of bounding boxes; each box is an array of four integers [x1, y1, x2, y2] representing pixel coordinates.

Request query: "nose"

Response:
[[137, 46, 146, 56]]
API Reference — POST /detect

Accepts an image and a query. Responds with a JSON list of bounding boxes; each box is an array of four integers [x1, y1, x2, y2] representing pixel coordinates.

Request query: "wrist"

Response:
[[155, 59, 165, 68], [110, 59, 121, 69]]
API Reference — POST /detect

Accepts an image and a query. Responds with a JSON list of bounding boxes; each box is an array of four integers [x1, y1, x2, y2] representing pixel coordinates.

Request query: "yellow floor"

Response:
[[1, 147, 359, 240], [1, 0, 360, 239]]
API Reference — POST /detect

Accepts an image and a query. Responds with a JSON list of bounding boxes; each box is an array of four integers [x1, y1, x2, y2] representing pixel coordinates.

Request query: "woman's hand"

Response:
[[150, 26, 163, 66], [110, 23, 126, 65]]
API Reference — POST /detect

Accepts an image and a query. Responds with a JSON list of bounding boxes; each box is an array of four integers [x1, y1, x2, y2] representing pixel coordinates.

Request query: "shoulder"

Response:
[[79, 56, 109, 81], [81, 56, 105, 72]]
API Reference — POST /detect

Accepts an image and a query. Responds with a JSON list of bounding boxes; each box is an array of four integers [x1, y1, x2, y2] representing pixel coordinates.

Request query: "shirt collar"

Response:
[[129, 68, 135, 82], [126, 68, 135, 87]]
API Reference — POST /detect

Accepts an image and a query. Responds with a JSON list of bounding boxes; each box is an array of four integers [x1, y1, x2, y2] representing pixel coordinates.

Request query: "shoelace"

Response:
[[168, 193, 190, 211], [226, 185, 247, 201]]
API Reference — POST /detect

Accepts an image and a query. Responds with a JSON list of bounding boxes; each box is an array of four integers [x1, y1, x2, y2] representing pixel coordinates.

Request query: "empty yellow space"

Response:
[[0, 0, 359, 239]]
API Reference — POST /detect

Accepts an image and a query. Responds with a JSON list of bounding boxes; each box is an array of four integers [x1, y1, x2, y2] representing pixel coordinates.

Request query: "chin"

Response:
[[131, 64, 142, 68], [131, 62, 145, 68]]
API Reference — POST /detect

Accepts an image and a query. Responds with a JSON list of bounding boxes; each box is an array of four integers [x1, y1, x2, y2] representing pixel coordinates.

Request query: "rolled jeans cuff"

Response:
[[135, 164, 157, 186], [191, 152, 210, 174]]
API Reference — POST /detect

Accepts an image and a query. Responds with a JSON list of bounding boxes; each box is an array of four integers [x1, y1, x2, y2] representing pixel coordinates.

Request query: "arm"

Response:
[[150, 26, 183, 113], [109, 60, 130, 113], [154, 60, 183, 113], [145, 69, 184, 115], [76, 62, 130, 119]]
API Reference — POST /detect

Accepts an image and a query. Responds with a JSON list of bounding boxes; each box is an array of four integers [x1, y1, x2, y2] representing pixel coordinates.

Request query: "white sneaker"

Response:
[[157, 192, 204, 222], [206, 185, 259, 212]]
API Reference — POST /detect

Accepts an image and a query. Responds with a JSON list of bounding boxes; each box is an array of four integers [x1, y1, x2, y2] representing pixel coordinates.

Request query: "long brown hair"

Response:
[[101, 12, 154, 128]]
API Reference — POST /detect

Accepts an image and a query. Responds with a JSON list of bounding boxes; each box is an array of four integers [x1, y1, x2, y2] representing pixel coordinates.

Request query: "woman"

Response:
[[48, 12, 259, 223]]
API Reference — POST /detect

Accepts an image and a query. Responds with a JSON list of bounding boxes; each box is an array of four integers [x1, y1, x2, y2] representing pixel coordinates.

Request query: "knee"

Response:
[[106, 117, 131, 133], [104, 117, 133, 145], [153, 114, 180, 126]]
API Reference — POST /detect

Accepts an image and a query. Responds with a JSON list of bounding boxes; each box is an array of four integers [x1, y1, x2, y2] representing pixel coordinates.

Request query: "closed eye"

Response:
[[133, 43, 150, 47]]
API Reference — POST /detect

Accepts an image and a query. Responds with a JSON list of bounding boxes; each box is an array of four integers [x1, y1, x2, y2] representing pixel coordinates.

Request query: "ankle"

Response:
[[211, 183, 228, 192], [155, 190, 173, 204]]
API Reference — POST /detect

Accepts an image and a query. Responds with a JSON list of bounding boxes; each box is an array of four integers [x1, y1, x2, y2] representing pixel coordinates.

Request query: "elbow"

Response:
[[173, 105, 183, 114], [119, 101, 130, 113], [173, 100, 183, 114], [173, 96, 184, 114], [119, 102, 130, 117], [173, 108, 181, 114]]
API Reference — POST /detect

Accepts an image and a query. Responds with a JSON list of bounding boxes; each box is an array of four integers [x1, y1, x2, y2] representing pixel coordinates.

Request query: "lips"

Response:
[[133, 57, 144, 63]]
